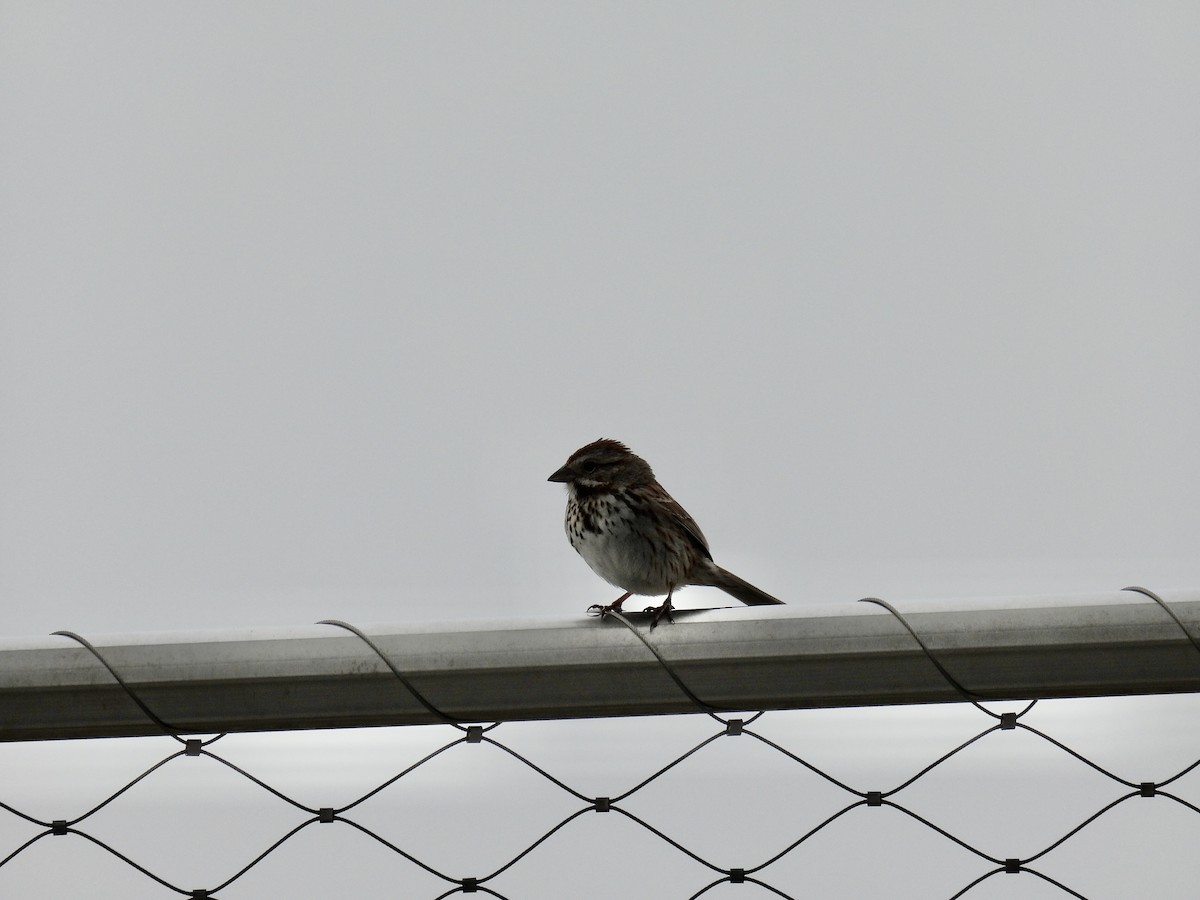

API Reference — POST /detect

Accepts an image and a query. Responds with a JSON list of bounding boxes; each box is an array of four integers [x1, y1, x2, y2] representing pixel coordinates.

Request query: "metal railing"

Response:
[[3, 589, 1198, 741], [1, 586, 1198, 899]]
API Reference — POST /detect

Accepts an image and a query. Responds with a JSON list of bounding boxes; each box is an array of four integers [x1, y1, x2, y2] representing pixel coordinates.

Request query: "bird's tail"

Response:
[[706, 565, 784, 606]]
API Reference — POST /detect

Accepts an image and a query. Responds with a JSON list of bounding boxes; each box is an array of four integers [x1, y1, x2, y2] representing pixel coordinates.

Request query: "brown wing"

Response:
[[656, 486, 713, 561]]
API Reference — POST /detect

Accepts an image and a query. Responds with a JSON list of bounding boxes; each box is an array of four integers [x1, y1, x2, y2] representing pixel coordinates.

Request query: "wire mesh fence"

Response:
[[2, 588, 1199, 898]]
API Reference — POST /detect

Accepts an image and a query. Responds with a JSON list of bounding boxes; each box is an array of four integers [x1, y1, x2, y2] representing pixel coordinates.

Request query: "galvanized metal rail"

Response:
[[2, 590, 1198, 741]]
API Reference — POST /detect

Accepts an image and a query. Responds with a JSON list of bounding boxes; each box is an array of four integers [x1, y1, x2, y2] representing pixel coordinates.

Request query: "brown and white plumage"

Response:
[[548, 439, 783, 624]]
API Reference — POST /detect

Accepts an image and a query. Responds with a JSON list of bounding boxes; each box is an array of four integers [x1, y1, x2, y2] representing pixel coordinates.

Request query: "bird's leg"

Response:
[[588, 592, 632, 617], [647, 588, 676, 629]]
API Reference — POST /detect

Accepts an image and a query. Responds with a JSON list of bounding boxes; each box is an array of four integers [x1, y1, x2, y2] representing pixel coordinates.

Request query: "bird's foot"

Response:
[[587, 592, 632, 618], [646, 599, 675, 629]]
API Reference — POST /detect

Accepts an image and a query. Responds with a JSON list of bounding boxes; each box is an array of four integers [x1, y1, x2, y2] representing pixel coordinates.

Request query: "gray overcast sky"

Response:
[[1, 3, 1198, 898]]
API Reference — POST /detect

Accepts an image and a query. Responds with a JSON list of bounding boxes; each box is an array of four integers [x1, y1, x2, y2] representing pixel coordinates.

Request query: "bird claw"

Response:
[[588, 592, 632, 619], [646, 602, 675, 629]]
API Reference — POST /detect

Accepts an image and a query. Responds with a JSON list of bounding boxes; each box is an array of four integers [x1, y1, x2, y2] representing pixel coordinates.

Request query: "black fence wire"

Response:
[[2, 586, 1199, 899]]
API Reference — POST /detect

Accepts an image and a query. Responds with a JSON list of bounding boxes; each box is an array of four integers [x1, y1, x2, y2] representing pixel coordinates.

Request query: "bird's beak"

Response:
[[547, 465, 572, 483]]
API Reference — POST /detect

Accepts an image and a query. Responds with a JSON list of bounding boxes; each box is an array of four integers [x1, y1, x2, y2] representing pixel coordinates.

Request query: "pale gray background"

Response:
[[2, 3, 1198, 898]]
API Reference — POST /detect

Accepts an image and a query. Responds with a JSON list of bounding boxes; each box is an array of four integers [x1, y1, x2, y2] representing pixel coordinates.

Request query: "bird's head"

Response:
[[547, 439, 655, 488]]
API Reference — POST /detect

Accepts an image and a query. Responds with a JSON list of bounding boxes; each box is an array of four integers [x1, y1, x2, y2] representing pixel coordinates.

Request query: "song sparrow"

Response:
[[548, 439, 783, 626]]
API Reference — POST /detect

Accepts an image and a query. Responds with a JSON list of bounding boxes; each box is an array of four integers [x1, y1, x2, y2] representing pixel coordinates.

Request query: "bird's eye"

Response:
[[582, 463, 597, 474]]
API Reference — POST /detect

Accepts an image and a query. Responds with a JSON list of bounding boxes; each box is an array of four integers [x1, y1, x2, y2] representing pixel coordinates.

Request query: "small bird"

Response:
[[548, 439, 783, 626]]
